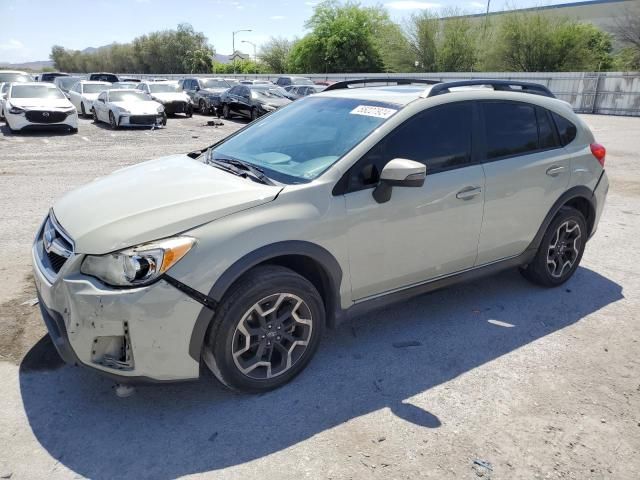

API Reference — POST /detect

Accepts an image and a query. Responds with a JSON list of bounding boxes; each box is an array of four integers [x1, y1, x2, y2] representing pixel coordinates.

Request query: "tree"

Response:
[[405, 11, 439, 71], [259, 37, 293, 74], [288, 0, 388, 73], [438, 15, 477, 71], [612, 2, 640, 69], [484, 11, 613, 72], [49, 24, 214, 74]]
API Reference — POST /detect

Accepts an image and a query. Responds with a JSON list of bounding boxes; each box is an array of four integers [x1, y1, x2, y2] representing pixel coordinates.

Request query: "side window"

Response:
[[347, 102, 473, 191], [551, 112, 577, 146], [241, 87, 250, 97], [228, 86, 238, 95], [136, 84, 143, 91], [481, 102, 538, 160], [536, 107, 560, 150]]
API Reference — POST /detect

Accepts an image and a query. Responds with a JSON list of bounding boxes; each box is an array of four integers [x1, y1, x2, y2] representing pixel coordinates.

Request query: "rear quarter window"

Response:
[[551, 112, 577, 146]]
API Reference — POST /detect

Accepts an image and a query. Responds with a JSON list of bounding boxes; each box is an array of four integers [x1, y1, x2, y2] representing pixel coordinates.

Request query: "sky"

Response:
[[0, 0, 588, 63]]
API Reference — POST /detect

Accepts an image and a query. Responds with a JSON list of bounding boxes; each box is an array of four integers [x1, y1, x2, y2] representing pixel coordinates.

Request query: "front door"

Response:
[[342, 102, 486, 301]]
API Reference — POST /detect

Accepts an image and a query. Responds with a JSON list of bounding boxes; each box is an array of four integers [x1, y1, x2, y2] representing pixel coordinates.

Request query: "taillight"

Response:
[[590, 143, 606, 167]]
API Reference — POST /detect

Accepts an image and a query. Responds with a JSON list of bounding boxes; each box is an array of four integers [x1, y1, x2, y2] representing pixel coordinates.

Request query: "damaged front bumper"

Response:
[[32, 220, 203, 382]]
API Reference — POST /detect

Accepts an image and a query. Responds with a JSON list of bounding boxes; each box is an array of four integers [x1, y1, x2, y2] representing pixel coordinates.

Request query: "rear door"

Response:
[[343, 102, 486, 300], [476, 100, 570, 264]]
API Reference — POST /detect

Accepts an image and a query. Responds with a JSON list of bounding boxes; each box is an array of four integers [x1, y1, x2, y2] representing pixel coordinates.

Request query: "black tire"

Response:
[[109, 111, 118, 130], [91, 108, 98, 123], [520, 206, 587, 287], [204, 265, 325, 393], [69, 127, 78, 134], [81, 102, 86, 117], [161, 112, 168, 126], [250, 108, 258, 121], [222, 103, 231, 119], [198, 99, 207, 115]]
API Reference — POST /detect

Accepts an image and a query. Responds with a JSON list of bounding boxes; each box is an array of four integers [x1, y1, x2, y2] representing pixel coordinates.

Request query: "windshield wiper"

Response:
[[206, 153, 275, 186]]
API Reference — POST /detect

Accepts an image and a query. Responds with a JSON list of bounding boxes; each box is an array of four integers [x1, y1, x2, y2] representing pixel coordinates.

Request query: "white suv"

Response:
[[33, 79, 609, 392]]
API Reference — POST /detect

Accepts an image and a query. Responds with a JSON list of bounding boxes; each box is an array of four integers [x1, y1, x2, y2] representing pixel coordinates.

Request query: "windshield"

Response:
[[83, 83, 111, 94], [0, 72, 33, 83], [211, 97, 398, 183], [149, 83, 181, 93], [113, 82, 137, 89], [109, 91, 148, 102], [251, 87, 287, 99], [292, 78, 314, 85], [58, 77, 81, 89], [202, 79, 231, 89], [11, 85, 66, 99]]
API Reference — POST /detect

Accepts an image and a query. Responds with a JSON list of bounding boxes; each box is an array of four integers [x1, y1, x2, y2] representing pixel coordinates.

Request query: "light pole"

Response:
[[242, 40, 257, 75], [232, 29, 252, 75]]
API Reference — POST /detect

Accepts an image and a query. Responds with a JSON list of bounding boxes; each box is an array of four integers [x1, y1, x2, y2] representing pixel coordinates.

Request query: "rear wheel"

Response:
[[198, 99, 207, 115], [520, 206, 587, 287], [69, 127, 78, 134], [185, 104, 193, 118], [81, 102, 86, 117], [203, 265, 325, 393], [91, 108, 98, 123], [250, 108, 258, 121], [222, 103, 231, 120]]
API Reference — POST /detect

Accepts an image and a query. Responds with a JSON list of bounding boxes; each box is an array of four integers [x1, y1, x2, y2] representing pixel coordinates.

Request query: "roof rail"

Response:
[[426, 79, 555, 98], [324, 78, 440, 91]]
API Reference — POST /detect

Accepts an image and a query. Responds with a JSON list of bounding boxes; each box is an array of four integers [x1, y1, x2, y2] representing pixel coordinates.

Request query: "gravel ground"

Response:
[[0, 113, 639, 480]]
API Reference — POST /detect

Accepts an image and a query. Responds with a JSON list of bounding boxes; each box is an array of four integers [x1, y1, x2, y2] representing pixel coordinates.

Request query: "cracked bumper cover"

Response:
[[32, 250, 203, 382]]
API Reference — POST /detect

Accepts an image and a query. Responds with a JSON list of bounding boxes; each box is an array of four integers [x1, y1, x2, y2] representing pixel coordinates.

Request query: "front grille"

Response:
[[26, 110, 67, 123], [37, 214, 74, 278], [46, 250, 67, 273], [129, 115, 158, 125], [165, 101, 187, 113]]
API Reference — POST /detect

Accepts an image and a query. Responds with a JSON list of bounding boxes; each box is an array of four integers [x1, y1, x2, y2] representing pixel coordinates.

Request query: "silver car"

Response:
[[33, 79, 608, 392]]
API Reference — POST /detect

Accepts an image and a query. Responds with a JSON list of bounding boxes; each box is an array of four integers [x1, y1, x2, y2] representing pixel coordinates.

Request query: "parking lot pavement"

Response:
[[1, 114, 639, 479]]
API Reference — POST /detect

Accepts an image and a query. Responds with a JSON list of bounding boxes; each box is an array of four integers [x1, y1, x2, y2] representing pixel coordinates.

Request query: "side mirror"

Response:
[[373, 158, 426, 204], [194, 85, 200, 91], [1, 93, 6, 99]]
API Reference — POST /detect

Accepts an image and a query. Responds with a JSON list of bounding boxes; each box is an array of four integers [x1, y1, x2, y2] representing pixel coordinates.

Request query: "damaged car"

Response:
[[137, 81, 192, 117]]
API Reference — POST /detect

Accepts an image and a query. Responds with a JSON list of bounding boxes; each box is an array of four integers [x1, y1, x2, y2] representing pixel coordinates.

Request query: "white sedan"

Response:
[[91, 89, 166, 129], [137, 81, 192, 116], [67, 80, 112, 117], [3, 82, 78, 133]]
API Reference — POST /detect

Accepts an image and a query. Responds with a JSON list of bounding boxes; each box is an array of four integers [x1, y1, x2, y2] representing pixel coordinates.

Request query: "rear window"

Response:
[[552, 112, 577, 146], [0, 72, 33, 83]]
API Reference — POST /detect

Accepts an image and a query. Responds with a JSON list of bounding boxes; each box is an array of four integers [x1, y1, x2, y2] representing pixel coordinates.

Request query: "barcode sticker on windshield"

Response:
[[350, 105, 397, 118]]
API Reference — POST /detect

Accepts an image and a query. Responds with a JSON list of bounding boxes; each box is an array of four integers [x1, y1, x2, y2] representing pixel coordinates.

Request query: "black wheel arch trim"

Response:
[[187, 240, 343, 362], [526, 185, 596, 254]]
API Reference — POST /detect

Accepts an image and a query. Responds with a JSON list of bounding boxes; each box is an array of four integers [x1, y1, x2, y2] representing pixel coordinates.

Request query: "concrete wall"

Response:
[[127, 72, 640, 116]]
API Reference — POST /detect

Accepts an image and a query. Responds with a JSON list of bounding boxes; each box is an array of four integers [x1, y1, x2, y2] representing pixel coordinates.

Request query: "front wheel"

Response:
[[198, 99, 207, 115], [222, 103, 231, 120], [250, 108, 258, 121], [204, 265, 325, 393], [185, 104, 193, 118], [81, 102, 86, 117], [520, 206, 587, 287], [109, 111, 118, 130], [91, 108, 98, 123]]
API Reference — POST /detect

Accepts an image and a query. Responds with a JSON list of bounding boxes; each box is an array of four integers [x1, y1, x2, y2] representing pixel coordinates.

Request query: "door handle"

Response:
[[456, 186, 482, 200], [546, 165, 566, 177]]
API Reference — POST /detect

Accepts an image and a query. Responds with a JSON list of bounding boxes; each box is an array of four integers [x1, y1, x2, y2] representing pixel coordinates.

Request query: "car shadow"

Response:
[[19, 267, 623, 479]]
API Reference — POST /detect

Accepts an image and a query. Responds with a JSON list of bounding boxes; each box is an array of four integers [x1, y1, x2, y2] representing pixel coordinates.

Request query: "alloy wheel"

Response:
[[546, 220, 581, 278], [231, 293, 313, 380]]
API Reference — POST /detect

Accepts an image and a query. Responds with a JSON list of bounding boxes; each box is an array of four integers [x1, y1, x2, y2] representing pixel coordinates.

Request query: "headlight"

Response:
[[63, 107, 76, 115], [262, 104, 276, 111], [157, 105, 164, 113], [8, 106, 25, 115], [81, 236, 195, 287], [119, 108, 131, 114]]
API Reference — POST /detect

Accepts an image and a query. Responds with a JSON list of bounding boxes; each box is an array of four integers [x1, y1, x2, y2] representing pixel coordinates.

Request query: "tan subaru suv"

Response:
[[32, 79, 609, 392]]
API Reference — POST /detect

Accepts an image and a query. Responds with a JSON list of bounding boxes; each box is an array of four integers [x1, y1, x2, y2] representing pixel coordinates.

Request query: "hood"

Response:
[[151, 92, 190, 103], [201, 87, 227, 95], [53, 154, 283, 254], [10, 98, 72, 109], [258, 96, 291, 108], [111, 100, 161, 115]]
